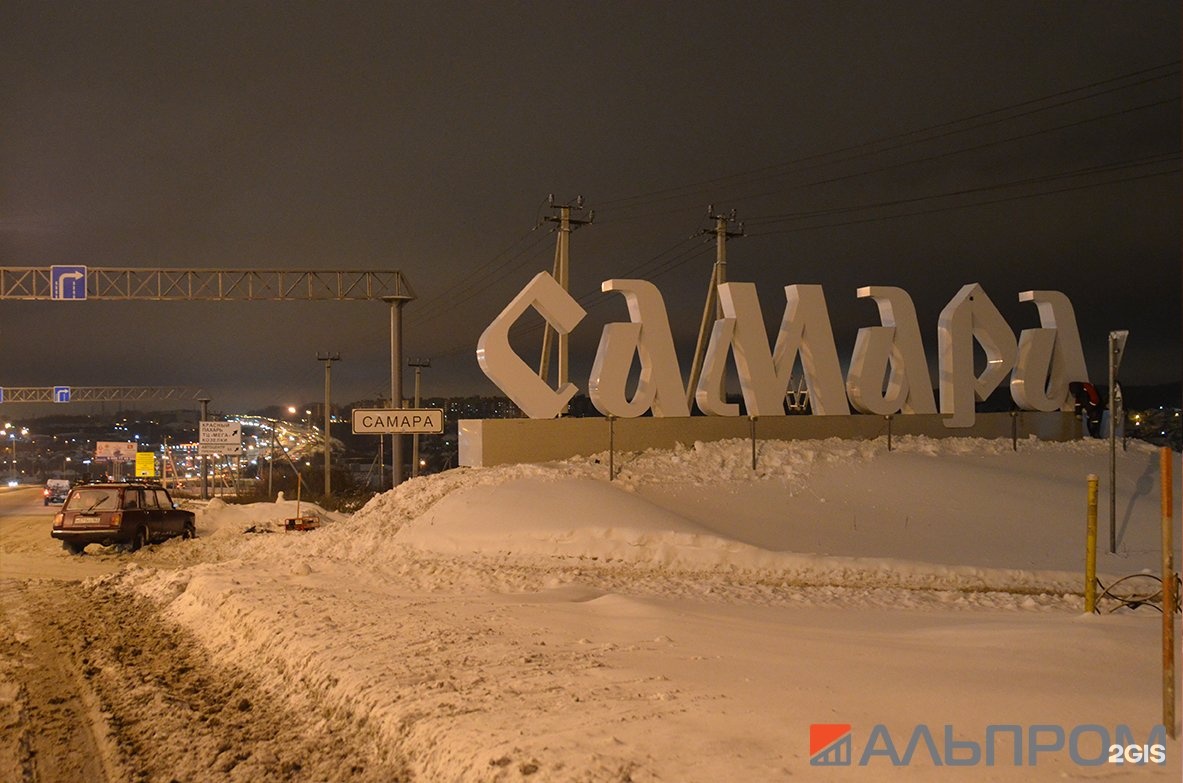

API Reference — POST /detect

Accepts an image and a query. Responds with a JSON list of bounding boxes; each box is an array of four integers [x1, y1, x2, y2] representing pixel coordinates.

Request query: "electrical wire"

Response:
[[596, 62, 1179, 211]]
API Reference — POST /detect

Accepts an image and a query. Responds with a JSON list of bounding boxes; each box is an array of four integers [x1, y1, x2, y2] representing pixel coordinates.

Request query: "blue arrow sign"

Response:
[[54, 386, 71, 403], [50, 266, 87, 300]]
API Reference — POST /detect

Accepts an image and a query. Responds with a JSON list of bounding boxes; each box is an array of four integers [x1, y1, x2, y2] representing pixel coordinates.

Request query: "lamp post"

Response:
[[317, 352, 341, 498], [409, 358, 430, 477]]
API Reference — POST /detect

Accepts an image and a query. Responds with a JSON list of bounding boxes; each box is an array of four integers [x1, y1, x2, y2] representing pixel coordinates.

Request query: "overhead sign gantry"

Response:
[[0, 386, 198, 404], [1, 265, 416, 486], [1, 267, 413, 302]]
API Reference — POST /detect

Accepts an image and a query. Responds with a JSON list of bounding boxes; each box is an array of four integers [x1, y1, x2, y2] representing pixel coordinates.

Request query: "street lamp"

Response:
[[316, 352, 341, 498]]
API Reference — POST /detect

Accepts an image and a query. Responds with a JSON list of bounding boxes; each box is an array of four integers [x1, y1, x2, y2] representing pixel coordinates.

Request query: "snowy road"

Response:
[[0, 489, 408, 782], [1, 437, 1179, 781]]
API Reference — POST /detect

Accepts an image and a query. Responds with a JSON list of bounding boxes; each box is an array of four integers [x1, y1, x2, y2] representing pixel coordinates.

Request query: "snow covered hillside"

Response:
[[110, 435, 1181, 781]]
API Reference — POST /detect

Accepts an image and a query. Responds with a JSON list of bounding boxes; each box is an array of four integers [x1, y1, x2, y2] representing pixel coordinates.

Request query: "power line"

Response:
[[408, 64, 1180, 362], [596, 61, 1180, 211], [727, 97, 1180, 210], [745, 151, 1181, 227], [406, 225, 551, 327], [745, 167, 1180, 238]]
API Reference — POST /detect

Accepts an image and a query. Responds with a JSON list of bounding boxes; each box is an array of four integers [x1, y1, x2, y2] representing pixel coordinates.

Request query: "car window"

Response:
[[140, 490, 160, 510], [122, 489, 141, 509], [64, 489, 119, 512], [153, 489, 173, 509]]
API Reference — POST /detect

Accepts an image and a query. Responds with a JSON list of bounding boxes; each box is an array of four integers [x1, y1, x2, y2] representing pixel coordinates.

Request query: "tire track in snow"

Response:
[[2, 578, 411, 783]]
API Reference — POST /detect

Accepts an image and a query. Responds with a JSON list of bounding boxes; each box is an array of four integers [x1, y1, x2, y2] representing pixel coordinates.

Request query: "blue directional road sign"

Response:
[[54, 386, 71, 403], [0, 388, 4, 403], [50, 265, 87, 300]]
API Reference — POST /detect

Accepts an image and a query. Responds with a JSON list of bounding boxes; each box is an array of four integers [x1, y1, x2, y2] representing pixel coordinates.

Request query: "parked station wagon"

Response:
[[51, 482, 196, 554]]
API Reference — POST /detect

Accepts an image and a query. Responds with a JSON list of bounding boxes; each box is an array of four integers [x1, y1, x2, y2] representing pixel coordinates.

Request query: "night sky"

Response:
[[2, 1, 1180, 414]]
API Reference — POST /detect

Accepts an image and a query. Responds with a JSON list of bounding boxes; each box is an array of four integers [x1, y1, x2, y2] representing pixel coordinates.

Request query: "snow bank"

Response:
[[109, 435, 1181, 782]]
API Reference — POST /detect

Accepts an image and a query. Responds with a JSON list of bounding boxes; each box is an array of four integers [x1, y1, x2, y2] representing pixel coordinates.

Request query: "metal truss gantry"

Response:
[[1, 266, 415, 487], [0, 268, 414, 301], [0, 386, 199, 404]]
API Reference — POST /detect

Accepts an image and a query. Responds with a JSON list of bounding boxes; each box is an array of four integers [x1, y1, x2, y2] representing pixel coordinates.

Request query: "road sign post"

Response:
[[351, 408, 444, 435], [199, 421, 243, 455]]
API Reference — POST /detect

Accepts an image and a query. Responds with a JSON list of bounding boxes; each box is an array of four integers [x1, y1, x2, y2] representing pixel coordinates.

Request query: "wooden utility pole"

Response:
[[686, 206, 744, 410], [538, 195, 593, 405]]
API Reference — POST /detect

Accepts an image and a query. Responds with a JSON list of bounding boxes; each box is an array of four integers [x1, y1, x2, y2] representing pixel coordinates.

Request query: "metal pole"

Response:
[[886, 414, 893, 452], [558, 206, 571, 395], [538, 198, 590, 393], [539, 225, 562, 384], [749, 415, 757, 471], [198, 397, 210, 501], [409, 359, 430, 477], [686, 208, 742, 410], [1108, 335, 1117, 553], [1085, 474, 1098, 614], [325, 361, 331, 497], [608, 416, 615, 481], [687, 213, 727, 410], [317, 352, 340, 498], [1160, 448, 1176, 738], [386, 298, 406, 488], [412, 365, 421, 477]]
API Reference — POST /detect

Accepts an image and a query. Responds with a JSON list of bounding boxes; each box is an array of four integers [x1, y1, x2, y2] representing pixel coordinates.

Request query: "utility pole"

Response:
[[317, 352, 341, 498], [409, 358, 430, 477], [1107, 330, 1128, 553], [538, 194, 593, 405], [382, 292, 414, 488], [198, 397, 210, 500], [686, 206, 744, 409]]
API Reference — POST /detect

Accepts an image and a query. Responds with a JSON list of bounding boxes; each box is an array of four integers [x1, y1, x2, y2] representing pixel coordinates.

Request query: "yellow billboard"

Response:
[[135, 452, 156, 478]]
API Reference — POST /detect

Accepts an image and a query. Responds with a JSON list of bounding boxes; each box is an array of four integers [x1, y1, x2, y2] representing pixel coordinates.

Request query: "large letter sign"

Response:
[[938, 284, 1018, 428], [478, 274, 1090, 427], [477, 272, 585, 419], [847, 286, 936, 416], [1010, 290, 1088, 412], [702, 283, 849, 416], [589, 279, 690, 418]]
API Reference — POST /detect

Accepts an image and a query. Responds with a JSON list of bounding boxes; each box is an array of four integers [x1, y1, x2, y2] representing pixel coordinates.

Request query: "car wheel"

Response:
[[130, 526, 150, 552], [182, 520, 196, 540], [62, 541, 84, 555]]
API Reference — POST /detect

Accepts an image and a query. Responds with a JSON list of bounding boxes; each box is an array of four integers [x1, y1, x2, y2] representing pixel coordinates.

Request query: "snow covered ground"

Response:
[[97, 435, 1182, 780]]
